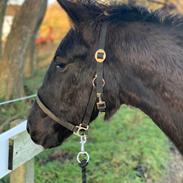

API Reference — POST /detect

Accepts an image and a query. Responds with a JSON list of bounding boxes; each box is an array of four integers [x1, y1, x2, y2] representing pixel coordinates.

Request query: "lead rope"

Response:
[[77, 134, 90, 183], [80, 160, 88, 183]]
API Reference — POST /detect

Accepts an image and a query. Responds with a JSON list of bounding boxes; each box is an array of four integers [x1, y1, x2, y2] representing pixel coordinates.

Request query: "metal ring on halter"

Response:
[[92, 75, 105, 87], [77, 151, 90, 164], [74, 124, 89, 137]]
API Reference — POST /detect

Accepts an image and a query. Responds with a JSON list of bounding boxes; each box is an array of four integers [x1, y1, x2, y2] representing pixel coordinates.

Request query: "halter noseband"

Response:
[[36, 23, 108, 137]]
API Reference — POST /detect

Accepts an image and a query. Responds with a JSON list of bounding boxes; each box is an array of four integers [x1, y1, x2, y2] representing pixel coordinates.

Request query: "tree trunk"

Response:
[[24, 2, 47, 78], [24, 37, 36, 78], [0, 0, 47, 99], [0, 0, 8, 59]]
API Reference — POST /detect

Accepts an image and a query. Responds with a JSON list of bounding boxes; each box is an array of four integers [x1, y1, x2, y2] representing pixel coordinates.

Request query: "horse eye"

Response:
[[56, 63, 66, 69], [54, 56, 67, 70]]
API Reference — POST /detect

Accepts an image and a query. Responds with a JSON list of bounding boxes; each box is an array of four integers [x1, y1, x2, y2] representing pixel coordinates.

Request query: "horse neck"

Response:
[[111, 22, 183, 154]]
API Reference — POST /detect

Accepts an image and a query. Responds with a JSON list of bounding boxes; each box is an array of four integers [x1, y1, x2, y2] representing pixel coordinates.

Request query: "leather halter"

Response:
[[36, 23, 108, 136]]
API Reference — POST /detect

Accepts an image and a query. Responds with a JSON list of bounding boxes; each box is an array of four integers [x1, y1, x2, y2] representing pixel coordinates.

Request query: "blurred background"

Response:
[[0, 0, 183, 183]]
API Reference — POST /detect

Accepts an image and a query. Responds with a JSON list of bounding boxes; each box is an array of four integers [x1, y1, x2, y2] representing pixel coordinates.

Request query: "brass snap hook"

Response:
[[77, 134, 90, 164]]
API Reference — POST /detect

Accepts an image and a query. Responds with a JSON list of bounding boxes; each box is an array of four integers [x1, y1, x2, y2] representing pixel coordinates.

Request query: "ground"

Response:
[[158, 147, 183, 183]]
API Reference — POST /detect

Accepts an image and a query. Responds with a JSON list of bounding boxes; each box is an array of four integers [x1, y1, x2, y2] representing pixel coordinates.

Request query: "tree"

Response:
[[24, 1, 48, 78], [0, 0, 8, 59], [0, 0, 47, 99]]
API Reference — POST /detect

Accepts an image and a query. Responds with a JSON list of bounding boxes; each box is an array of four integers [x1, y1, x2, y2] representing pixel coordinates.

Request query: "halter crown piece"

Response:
[[36, 23, 108, 137]]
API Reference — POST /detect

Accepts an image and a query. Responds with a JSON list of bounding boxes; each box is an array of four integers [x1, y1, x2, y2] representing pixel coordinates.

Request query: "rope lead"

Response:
[[77, 134, 90, 183], [79, 160, 88, 183]]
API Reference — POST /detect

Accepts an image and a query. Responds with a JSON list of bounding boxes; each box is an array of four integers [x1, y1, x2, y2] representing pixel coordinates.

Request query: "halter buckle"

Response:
[[97, 93, 106, 112], [97, 101, 106, 112], [74, 124, 89, 137], [95, 49, 106, 63]]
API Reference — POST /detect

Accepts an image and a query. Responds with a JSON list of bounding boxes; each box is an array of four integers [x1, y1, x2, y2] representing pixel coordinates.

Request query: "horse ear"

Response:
[[57, 0, 89, 25]]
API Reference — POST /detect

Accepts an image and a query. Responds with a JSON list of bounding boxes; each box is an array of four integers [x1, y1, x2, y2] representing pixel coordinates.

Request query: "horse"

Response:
[[27, 0, 183, 155]]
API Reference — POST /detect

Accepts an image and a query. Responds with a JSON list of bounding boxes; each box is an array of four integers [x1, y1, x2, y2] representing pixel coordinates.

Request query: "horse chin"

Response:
[[32, 134, 63, 149], [28, 129, 62, 149], [27, 119, 63, 149]]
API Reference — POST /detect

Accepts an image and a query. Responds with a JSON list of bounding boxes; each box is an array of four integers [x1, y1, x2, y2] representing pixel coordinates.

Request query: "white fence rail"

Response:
[[0, 120, 43, 182]]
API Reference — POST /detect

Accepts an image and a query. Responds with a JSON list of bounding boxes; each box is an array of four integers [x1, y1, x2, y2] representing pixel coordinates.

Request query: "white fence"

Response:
[[0, 120, 43, 183]]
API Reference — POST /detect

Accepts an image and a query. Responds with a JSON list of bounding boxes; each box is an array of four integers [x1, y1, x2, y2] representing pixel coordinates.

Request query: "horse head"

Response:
[[27, 0, 183, 155]]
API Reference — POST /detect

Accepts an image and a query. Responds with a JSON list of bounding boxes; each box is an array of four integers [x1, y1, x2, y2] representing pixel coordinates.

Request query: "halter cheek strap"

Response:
[[36, 23, 108, 137], [95, 23, 108, 112]]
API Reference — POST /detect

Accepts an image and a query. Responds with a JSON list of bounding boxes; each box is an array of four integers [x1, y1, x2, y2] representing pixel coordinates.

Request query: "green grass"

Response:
[[0, 67, 170, 183], [34, 107, 169, 183]]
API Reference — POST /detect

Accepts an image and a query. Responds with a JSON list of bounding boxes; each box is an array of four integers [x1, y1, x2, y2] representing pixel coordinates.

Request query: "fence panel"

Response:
[[0, 121, 43, 180]]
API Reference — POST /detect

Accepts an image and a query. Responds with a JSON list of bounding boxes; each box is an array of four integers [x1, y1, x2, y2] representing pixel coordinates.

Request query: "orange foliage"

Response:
[[39, 3, 71, 42]]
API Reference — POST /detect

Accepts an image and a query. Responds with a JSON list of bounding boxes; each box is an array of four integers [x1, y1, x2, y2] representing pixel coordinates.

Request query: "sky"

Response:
[[9, 0, 56, 5]]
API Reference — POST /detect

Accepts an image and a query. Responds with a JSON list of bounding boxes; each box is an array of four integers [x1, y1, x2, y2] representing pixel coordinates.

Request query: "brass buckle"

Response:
[[95, 49, 106, 63], [74, 124, 89, 137], [97, 93, 106, 112], [97, 101, 106, 112]]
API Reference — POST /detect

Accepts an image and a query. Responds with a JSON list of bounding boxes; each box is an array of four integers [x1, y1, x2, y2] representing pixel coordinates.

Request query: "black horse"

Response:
[[27, 0, 183, 155]]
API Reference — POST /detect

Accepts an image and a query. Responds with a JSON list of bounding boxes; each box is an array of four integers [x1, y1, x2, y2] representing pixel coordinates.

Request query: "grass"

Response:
[[34, 106, 169, 183], [0, 60, 170, 183]]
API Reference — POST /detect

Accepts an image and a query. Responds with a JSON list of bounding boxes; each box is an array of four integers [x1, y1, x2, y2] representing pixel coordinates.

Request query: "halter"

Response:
[[36, 23, 108, 183], [36, 23, 108, 137]]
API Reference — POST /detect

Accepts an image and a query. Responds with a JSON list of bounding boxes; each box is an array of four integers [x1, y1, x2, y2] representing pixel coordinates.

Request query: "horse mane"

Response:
[[76, 1, 183, 30]]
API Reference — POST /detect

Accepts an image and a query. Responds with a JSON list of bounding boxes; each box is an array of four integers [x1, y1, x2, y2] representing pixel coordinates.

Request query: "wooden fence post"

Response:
[[10, 159, 34, 183]]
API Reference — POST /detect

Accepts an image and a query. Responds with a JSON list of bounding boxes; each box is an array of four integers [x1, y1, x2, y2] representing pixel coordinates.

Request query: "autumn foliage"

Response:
[[39, 3, 71, 42], [39, 0, 183, 43]]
